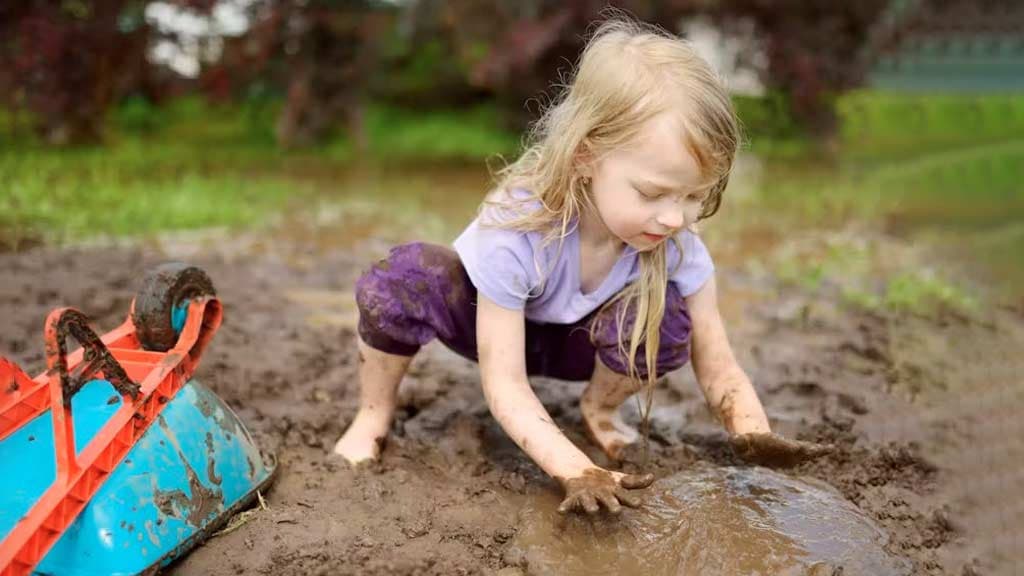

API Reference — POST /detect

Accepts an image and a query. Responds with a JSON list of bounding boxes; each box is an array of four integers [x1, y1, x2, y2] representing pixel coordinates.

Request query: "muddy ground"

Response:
[[2, 230, 1021, 576]]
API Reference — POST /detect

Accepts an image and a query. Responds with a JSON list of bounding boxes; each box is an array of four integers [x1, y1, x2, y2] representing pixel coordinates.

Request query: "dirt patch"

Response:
[[1, 234, 1020, 575]]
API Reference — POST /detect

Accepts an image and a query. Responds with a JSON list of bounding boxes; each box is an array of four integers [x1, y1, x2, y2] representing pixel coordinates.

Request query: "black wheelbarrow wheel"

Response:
[[132, 262, 216, 352]]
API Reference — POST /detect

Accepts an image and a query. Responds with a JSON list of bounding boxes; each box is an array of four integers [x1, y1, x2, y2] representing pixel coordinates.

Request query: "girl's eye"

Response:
[[636, 188, 658, 201]]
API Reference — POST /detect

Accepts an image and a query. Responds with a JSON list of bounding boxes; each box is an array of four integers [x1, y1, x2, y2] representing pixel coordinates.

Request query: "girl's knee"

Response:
[[356, 242, 461, 306], [660, 283, 692, 352], [355, 242, 472, 354], [591, 283, 693, 380], [650, 284, 692, 376]]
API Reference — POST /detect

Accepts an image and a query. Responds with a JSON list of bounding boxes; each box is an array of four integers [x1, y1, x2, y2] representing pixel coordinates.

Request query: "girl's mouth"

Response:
[[642, 233, 666, 243]]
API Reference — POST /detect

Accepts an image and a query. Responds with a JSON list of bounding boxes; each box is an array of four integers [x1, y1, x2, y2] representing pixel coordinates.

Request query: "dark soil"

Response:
[[2, 233, 1020, 576]]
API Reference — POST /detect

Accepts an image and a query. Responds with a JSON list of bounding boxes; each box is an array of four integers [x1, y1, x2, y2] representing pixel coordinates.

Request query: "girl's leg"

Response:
[[579, 283, 693, 460], [333, 337, 414, 463], [333, 242, 478, 464], [580, 356, 647, 460]]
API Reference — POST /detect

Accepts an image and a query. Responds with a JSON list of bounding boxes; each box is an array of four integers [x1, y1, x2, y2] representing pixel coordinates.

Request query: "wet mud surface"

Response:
[[2, 234, 1021, 575], [515, 465, 912, 575]]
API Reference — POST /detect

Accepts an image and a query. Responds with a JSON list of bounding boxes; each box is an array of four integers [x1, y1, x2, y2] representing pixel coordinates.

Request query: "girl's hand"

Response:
[[729, 432, 833, 467], [556, 468, 655, 515]]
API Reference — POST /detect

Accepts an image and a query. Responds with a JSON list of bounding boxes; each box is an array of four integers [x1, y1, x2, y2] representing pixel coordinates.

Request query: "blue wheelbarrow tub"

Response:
[[0, 378, 276, 576]]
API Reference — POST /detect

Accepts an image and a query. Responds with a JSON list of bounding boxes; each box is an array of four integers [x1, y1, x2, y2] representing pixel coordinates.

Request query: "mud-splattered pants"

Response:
[[355, 243, 693, 381]]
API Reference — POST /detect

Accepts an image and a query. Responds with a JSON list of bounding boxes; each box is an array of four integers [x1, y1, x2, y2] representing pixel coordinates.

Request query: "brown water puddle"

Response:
[[512, 465, 911, 576], [277, 162, 491, 251]]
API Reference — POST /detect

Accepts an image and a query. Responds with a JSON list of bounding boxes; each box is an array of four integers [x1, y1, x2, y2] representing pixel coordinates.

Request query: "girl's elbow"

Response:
[[698, 357, 745, 389], [479, 368, 514, 404], [479, 371, 503, 403]]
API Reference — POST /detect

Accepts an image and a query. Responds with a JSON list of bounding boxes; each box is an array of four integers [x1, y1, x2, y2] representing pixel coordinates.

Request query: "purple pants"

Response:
[[356, 243, 692, 381]]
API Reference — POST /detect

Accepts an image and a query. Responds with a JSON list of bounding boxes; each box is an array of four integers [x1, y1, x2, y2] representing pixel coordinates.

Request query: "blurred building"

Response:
[[869, 0, 1024, 91]]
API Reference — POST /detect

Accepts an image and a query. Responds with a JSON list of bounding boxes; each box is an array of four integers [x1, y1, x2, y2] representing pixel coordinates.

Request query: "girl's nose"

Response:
[[657, 205, 685, 230]]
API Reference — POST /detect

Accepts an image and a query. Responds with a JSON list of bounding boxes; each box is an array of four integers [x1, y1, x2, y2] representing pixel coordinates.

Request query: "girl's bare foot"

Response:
[[332, 408, 390, 465], [580, 356, 647, 460], [333, 338, 414, 465], [580, 398, 640, 461]]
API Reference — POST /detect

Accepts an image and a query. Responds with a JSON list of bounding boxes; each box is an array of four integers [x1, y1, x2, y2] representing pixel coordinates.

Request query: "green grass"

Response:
[[0, 146, 305, 245], [837, 91, 1024, 161], [752, 138, 1024, 229], [881, 272, 979, 315], [745, 117, 1024, 309], [736, 91, 1024, 161], [359, 105, 520, 161], [838, 272, 980, 316], [107, 96, 520, 162], [0, 97, 517, 245], [319, 105, 520, 162], [769, 234, 982, 316], [863, 139, 1024, 228]]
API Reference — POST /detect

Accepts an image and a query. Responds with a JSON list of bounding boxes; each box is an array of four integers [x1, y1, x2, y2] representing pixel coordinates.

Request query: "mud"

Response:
[[514, 464, 912, 575], [156, 414, 226, 528], [1, 231, 1021, 575], [50, 307, 138, 401]]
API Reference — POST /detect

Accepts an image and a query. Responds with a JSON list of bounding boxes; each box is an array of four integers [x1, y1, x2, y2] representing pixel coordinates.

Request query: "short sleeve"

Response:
[[669, 230, 715, 297], [453, 218, 538, 311]]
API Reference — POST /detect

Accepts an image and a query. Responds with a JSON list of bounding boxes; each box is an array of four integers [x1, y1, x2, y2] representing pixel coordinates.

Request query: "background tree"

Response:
[[198, 0, 392, 149], [709, 0, 892, 138], [0, 0, 897, 147], [0, 0, 153, 145], [428, 0, 697, 129], [401, 0, 890, 137]]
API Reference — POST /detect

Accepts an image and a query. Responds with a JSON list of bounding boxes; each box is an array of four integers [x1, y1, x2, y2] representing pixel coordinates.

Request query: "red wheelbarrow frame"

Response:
[[0, 297, 222, 576]]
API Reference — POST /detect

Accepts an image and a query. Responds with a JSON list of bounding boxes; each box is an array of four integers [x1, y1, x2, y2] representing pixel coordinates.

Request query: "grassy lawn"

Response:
[[2, 92, 1021, 306], [0, 143, 305, 245], [0, 98, 515, 246]]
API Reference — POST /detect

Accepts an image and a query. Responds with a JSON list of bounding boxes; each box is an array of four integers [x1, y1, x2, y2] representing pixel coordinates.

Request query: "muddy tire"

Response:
[[133, 262, 216, 352]]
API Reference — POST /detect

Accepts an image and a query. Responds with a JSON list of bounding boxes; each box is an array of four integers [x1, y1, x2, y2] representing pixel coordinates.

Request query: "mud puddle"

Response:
[[513, 464, 911, 576]]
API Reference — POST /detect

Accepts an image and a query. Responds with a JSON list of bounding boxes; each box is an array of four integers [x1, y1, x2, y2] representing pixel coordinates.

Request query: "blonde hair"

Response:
[[484, 17, 740, 393]]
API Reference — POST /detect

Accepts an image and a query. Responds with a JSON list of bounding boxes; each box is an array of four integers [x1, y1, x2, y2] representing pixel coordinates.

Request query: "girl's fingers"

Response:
[[619, 472, 655, 489], [557, 468, 655, 515], [730, 433, 835, 467], [615, 488, 642, 508], [597, 491, 622, 514]]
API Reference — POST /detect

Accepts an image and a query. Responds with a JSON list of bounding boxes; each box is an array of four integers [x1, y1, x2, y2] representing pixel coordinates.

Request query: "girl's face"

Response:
[[584, 111, 710, 251]]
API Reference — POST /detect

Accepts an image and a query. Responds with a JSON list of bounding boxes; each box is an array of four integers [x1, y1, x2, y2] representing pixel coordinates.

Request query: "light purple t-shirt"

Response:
[[452, 195, 715, 324]]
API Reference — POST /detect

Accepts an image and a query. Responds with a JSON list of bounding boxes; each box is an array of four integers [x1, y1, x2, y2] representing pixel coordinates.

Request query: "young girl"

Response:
[[334, 19, 830, 514]]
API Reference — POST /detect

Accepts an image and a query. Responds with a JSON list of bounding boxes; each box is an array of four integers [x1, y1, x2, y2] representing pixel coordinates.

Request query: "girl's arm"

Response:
[[686, 275, 832, 466], [686, 274, 770, 435], [476, 294, 653, 513]]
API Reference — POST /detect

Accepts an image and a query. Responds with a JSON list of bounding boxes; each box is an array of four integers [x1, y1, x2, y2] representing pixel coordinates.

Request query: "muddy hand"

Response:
[[556, 468, 655, 515], [730, 432, 833, 468]]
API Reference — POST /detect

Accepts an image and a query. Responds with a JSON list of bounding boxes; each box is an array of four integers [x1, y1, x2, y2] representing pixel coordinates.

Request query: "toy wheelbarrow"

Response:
[[0, 263, 276, 576]]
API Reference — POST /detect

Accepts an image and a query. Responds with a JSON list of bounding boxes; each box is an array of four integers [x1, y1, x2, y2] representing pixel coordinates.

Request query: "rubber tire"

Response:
[[133, 262, 216, 352]]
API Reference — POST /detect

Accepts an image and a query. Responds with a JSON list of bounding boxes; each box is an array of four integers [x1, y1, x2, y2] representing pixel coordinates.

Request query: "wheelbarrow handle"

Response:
[[44, 308, 140, 406]]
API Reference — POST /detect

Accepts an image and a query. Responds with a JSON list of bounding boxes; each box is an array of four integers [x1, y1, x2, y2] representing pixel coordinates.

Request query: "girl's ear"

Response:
[[574, 139, 595, 178]]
